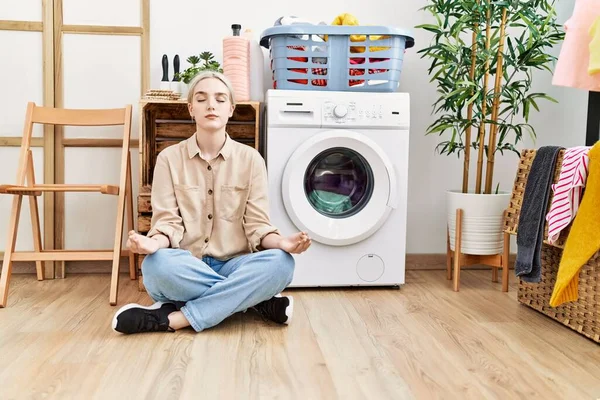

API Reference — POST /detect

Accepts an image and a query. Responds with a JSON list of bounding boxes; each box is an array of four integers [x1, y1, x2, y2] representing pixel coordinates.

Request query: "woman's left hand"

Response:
[[279, 231, 312, 254]]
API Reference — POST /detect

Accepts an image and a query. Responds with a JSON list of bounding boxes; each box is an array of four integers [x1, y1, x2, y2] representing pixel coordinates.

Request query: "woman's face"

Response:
[[188, 78, 234, 133]]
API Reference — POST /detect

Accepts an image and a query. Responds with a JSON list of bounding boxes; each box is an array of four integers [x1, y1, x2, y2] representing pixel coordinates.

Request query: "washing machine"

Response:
[[266, 89, 410, 287]]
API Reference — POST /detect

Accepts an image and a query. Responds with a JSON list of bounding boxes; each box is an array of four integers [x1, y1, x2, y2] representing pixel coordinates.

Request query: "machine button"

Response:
[[333, 105, 348, 118]]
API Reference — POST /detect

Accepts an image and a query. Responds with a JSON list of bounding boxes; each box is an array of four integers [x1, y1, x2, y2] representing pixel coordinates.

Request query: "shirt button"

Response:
[[208, 189, 213, 195], [204, 237, 209, 243], [208, 214, 213, 219], [207, 165, 212, 171]]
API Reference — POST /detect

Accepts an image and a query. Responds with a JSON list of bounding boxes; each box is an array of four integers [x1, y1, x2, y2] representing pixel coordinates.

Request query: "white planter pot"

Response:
[[447, 190, 511, 255], [173, 81, 188, 99]]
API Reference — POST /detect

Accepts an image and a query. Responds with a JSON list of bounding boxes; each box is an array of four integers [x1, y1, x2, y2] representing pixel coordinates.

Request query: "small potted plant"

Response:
[[176, 51, 224, 93], [416, 0, 564, 256]]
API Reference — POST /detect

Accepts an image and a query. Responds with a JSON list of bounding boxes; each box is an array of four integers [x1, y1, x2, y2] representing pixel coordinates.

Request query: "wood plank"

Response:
[[138, 195, 151, 213], [1, 250, 131, 260], [54, 0, 65, 279], [155, 122, 194, 139], [62, 138, 139, 147], [147, 101, 258, 122], [137, 215, 151, 233], [109, 106, 133, 305], [0, 20, 43, 32], [141, 0, 150, 95], [11, 250, 115, 262], [32, 106, 126, 126], [62, 25, 143, 36], [1, 184, 119, 195], [0, 137, 44, 147], [154, 122, 256, 140], [43, 0, 56, 279]]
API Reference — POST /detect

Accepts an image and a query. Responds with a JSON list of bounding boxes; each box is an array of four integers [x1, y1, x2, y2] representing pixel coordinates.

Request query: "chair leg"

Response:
[[453, 208, 462, 292], [26, 150, 44, 280], [492, 267, 498, 283], [446, 228, 452, 280], [126, 155, 136, 280], [0, 195, 24, 308], [110, 155, 130, 306]]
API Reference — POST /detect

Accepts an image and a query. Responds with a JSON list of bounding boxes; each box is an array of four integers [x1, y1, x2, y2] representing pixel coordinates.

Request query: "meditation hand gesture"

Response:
[[127, 230, 161, 255], [278, 232, 312, 254]]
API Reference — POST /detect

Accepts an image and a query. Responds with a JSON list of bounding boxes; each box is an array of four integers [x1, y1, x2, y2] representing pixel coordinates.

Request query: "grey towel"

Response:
[[515, 146, 563, 282]]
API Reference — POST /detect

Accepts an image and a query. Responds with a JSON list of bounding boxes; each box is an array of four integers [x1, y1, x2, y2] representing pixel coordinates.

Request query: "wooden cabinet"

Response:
[[136, 99, 261, 281]]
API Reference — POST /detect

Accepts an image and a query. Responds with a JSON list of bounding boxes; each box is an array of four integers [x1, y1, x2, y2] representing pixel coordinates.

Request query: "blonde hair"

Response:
[[186, 71, 236, 105]]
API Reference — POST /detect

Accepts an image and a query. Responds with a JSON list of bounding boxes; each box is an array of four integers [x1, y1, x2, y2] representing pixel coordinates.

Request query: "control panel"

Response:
[[322, 99, 407, 128]]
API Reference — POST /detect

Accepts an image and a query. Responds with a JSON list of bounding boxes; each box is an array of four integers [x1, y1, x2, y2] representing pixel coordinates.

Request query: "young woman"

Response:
[[112, 71, 311, 334]]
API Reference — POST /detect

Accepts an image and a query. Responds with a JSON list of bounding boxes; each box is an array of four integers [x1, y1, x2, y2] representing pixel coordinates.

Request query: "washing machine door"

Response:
[[281, 129, 398, 246]]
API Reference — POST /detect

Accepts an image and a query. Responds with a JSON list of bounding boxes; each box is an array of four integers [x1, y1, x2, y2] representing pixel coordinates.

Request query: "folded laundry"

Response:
[[308, 189, 353, 214]]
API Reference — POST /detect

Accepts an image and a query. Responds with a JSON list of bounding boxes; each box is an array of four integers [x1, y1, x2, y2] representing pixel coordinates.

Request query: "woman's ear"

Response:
[[229, 104, 235, 117]]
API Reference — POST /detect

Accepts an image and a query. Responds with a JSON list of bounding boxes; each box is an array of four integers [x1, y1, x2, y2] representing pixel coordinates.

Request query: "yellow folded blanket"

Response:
[[330, 13, 388, 53], [549, 140, 600, 307]]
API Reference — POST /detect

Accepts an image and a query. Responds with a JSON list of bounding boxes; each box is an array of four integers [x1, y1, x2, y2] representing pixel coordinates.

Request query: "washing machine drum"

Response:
[[281, 129, 398, 246]]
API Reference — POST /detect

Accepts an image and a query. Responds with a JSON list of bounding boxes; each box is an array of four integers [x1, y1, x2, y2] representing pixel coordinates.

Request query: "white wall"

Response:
[[0, 0, 588, 255]]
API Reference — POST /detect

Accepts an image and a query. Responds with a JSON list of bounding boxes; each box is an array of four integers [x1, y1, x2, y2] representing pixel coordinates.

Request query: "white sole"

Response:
[[112, 301, 165, 333], [285, 296, 294, 325]]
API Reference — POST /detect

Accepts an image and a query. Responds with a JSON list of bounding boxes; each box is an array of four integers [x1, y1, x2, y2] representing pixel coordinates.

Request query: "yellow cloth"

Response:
[[589, 16, 600, 75], [330, 13, 388, 53], [549, 141, 600, 307]]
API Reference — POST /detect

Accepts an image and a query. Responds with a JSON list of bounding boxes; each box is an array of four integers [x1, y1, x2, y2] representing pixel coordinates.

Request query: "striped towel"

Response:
[[546, 146, 591, 245]]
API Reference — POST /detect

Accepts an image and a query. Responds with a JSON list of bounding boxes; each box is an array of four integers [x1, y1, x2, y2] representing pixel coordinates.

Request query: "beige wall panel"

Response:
[[0, 31, 44, 138], [62, 0, 140, 27]]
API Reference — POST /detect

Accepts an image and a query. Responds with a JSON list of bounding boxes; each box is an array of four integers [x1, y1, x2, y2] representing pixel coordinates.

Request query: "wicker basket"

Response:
[[504, 149, 600, 343]]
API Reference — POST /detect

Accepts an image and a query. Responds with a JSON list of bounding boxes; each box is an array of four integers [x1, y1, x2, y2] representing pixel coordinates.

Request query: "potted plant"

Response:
[[416, 0, 564, 256], [176, 51, 224, 93]]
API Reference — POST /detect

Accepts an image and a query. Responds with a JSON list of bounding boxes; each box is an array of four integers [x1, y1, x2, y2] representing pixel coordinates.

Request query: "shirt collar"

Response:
[[186, 133, 232, 161]]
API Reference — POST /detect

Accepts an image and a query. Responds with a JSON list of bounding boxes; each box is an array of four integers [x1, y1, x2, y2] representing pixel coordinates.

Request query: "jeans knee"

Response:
[[141, 249, 172, 293], [263, 249, 295, 284]]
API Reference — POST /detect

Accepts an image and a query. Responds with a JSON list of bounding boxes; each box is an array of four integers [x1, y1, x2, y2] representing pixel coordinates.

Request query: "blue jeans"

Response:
[[141, 248, 295, 332]]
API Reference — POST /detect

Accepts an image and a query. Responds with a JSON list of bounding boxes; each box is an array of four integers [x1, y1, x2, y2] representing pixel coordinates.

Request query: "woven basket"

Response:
[[505, 149, 600, 343]]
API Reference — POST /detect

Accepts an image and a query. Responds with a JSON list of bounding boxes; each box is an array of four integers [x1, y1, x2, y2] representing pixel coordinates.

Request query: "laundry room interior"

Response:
[[1, 0, 600, 398]]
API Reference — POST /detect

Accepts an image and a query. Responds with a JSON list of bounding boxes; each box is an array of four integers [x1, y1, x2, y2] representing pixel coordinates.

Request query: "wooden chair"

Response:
[[0, 102, 136, 307]]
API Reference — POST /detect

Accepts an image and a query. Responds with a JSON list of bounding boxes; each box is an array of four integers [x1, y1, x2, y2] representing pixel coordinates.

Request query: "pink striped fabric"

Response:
[[546, 146, 591, 244]]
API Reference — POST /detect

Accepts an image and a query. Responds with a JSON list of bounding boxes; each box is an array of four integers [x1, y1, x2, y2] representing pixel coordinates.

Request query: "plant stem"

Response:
[[463, 0, 480, 194], [485, 8, 508, 194], [475, 1, 492, 194]]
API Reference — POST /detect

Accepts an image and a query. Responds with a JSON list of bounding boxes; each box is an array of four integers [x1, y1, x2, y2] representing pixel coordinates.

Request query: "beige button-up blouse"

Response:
[[146, 134, 280, 260]]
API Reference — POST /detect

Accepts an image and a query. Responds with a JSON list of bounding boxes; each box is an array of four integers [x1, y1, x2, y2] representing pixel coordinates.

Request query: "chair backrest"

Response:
[[15, 102, 133, 186], [31, 105, 129, 127]]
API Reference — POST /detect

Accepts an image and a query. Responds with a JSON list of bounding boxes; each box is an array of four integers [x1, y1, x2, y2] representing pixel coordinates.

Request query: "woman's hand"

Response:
[[278, 231, 312, 254], [127, 230, 161, 255]]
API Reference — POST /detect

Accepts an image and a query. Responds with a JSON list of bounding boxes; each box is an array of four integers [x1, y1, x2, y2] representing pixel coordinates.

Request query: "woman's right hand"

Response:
[[127, 230, 161, 255]]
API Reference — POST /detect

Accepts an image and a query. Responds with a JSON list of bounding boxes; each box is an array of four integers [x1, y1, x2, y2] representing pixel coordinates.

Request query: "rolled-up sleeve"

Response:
[[146, 153, 184, 248], [243, 152, 280, 251]]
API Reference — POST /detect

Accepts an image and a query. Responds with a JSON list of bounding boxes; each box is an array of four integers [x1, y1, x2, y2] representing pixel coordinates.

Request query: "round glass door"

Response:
[[304, 147, 374, 219]]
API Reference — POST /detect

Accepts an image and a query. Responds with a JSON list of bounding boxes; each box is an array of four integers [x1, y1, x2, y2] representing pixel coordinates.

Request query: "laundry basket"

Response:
[[259, 25, 414, 92], [504, 149, 600, 343]]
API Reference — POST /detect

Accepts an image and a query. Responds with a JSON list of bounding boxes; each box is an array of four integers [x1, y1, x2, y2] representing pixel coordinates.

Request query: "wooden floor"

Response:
[[1, 270, 599, 400]]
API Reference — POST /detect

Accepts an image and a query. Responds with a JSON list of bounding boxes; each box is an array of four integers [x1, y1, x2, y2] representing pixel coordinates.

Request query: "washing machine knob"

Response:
[[333, 104, 348, 118]]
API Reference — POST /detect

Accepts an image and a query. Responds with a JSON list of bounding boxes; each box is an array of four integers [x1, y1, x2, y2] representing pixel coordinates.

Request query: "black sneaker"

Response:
[[251, 294, 294, 325], [112, 302, 177, 334]]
